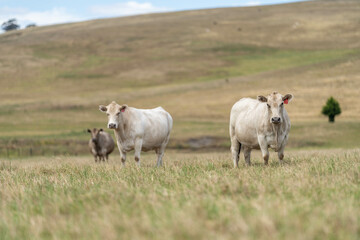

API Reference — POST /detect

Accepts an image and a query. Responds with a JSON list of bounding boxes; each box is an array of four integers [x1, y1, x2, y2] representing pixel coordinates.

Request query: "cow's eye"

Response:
[[267, 104, 271, 108], [116, 112, 121, 116], [280, 102, 284, 106], [106, 113, 109, 116]]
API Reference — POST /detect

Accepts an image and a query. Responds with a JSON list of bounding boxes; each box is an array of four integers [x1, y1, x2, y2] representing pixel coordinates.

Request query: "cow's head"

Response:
[[258, 92, 293, 125], [99, 101, 127, 129], [87, 128, 103, 143]]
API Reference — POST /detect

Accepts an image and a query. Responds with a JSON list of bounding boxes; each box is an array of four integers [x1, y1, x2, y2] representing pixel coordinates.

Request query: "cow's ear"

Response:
[[99, 128, 103, 132], [99, 105, 107, 112], [257, 95, 268, 102], [120, 104, 128, 113], [282, 94, 293, 103], [87, 129, 91, 133]]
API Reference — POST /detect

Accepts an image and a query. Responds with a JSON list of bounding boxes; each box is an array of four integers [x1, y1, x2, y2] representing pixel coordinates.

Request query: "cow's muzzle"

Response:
[[271, 117, 281, 124], [108, 123, 117, 129]]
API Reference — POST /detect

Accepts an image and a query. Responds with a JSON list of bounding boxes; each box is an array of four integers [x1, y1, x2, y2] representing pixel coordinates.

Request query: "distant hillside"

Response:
[[0, 0, 360, 156]]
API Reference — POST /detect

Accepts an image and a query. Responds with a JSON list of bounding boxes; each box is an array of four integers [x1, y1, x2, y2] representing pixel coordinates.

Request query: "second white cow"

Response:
[[99, 101, 173, 167], [229, 92, 293, 167]]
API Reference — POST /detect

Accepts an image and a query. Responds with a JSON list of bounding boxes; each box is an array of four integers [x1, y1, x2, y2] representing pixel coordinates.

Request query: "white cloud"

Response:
[[90, 1, 170, 17], [0, 7, 82, 29], [244, 1, 262, 6]]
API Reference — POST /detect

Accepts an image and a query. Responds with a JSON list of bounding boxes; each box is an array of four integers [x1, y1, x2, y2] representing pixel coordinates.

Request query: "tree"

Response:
[[322, 97, 341, 123], [26, 23, 37, 28], [1, 19, 20, 32]]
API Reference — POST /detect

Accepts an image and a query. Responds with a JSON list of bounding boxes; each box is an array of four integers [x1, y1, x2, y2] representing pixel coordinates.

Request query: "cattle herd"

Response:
[[88, 91, 292, 167]]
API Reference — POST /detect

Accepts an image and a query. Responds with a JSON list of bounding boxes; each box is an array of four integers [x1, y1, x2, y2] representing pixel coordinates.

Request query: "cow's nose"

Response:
[[108, 123, 116, 129], [92, 138, 97, 143], [271, 117, 281, 123]]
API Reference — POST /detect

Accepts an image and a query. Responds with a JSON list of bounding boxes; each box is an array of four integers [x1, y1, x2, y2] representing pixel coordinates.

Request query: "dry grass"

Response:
[[0, 149, 359, 239], [1, 0, 360, 156]]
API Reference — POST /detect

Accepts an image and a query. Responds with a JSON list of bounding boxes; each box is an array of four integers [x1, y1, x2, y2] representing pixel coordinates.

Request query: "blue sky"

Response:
[[0, 0, 305, 28]]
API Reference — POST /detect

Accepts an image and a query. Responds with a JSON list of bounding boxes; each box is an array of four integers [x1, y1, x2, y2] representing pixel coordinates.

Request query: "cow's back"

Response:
[[132, 107, 172, 149]]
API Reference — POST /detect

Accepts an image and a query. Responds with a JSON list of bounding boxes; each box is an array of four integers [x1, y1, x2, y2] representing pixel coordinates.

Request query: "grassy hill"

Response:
[[0, 0, 360, 156]]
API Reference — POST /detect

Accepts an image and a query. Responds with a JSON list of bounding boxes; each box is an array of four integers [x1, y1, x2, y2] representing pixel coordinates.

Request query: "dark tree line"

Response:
[[1, 19, 37, 32], [1, 18, 20, 32]]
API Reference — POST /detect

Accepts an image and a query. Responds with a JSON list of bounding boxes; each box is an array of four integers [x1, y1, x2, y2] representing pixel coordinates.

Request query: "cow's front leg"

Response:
[[117, 141, 126, 166], [278, 135, 288, 164], [277, 143, 286, 164], [120, 150, 126, 166], [134, 138, 143, 167], [258, 135, 269, 165]]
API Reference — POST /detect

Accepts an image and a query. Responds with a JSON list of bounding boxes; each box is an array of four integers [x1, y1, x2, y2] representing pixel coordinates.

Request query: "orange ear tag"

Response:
[[121, 109, 125, 112]]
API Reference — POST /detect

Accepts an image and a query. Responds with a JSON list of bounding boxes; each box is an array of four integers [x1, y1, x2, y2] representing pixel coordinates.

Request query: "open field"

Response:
[[1, 149, 359, 239], [0, 0, 360, 156], [0, 1, 360, 239]]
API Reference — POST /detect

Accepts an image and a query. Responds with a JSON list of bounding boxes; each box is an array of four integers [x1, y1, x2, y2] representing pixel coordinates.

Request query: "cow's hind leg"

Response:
[[134, 138, 143, 167], [230, 138, 241, 168], [155, 135, 170, 167], [243, 146, 252, 166], [155, 147, 165, 167]]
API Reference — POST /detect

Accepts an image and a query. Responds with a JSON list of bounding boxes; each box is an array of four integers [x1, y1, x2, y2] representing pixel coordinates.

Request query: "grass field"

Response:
[[1, 1, 360, 239], [1, 149, 359, 239], [0, 0, 360, 156]]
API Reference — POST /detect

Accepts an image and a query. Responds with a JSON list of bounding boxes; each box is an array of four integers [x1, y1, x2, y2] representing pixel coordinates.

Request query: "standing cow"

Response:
[[87, 128, 115, 162], [99, 101, 173, 167], [229, 92, 293, 167]]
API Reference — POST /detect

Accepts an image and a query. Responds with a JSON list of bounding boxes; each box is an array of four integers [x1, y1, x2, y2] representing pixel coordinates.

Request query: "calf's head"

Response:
[[87, 128, 103, 143], [258, 92, 293, 124], [99, 101, 127, 129]]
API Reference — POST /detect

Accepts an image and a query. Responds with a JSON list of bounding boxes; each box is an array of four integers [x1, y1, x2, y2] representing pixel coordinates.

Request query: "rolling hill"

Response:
[[0, 0, 360, 156]]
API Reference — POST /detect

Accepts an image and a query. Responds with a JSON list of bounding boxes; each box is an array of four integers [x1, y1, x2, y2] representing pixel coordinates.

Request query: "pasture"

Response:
[[0, 0, 360, 239], [1, 150, 359, 239], [1, 0, 360, 156]]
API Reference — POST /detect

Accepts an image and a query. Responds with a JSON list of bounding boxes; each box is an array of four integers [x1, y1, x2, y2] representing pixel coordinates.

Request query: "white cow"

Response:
[[99, 101, 173, 167], [229, 92, 293, 167]]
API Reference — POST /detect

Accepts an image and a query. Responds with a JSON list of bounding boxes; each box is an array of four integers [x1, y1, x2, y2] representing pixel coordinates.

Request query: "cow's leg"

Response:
[[230, 138, 241, 168], [258, 136, 269, 165], [94, 155, 98, 163], [105, 154, 109, 162], [278, 135, 288, 164], [155, 147, 165, 167], [243, 146, 252, 166], [120, 151, 126, 166], [278, 144, 286, 164], [117, 141, 126, 166], [101, 150, 107, 162], [134, 138, 143, 167]]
